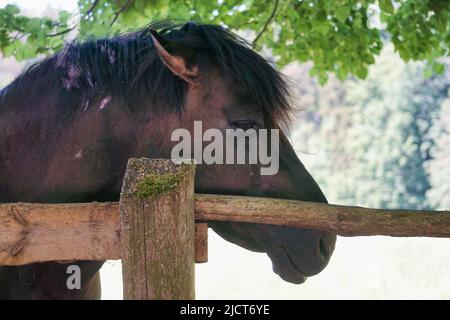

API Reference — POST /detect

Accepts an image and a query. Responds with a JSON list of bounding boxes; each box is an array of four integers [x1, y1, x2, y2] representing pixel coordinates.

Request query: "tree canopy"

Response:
[[0, 0, 449, 83]]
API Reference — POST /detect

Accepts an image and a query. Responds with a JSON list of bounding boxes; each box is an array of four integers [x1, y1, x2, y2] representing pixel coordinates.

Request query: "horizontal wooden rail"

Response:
[[1, 195, 449, 266], [195, 195, 450, 237], [0, 202, 120, 266]]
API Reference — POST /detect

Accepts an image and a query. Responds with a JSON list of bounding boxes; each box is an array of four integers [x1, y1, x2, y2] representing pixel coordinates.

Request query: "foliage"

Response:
[[290, 46, 450, 209], [0, 0, 449, 83]]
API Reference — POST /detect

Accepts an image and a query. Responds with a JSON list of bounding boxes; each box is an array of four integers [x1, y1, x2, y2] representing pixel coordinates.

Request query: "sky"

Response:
[[0, 0, 77, 16]]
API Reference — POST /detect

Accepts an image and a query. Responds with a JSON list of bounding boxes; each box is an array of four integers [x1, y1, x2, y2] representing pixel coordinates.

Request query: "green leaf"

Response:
[[432, 62, 445, 74], [355, 66, 368, 79], [26, 19, 42, 31], [315, 22, 330, 35], [379, 0, 394, 14], [168, 3, 191, 20], [59, 10, 71, 23], [335, 6, 351, 23]]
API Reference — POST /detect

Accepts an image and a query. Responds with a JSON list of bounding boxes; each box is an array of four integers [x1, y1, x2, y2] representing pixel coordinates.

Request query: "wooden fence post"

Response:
[[119, 158, 196, 300], [195, 222, 208, 263]]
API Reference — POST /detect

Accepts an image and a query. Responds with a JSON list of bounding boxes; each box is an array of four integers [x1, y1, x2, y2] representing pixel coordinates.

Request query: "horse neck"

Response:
[[0, 59, 63, 192]]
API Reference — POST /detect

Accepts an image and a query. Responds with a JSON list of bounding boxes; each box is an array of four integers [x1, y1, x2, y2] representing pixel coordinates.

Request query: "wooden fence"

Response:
[[0, 158, 449, 299]]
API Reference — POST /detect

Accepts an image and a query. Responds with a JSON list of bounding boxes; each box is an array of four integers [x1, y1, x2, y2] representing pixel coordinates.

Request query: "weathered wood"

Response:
[[0, 202, 120, 266], [1, 194, 449, 266], [195, 222, 208, 263], [119, 158, 196, 300], [195, 194, 450, 237]]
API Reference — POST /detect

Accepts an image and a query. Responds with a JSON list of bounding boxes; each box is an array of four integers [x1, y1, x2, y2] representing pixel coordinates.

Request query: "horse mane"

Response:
[[1, 21, 293, 127]]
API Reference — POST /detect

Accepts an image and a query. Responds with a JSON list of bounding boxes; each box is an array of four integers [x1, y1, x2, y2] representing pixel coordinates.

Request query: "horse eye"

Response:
[[231, 120, 258, 130]]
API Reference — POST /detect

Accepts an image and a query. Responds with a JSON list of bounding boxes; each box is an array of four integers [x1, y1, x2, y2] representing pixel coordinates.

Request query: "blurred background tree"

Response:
[[288, 46, 449, 210], [426, 98, 450, 210], [0, 0, 449, 83]]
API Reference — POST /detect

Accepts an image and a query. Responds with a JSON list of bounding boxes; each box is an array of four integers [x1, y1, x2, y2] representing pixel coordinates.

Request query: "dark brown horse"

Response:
[[0, 21, 336, 299]]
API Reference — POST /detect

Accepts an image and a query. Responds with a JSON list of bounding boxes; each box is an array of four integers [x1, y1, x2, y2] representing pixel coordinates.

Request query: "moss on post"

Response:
[[119, 158, 196, 300], [134, 167, 191, 199]]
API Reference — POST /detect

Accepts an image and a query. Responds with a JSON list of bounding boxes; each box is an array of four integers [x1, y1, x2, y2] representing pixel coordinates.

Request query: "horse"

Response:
[[0, 21, 336, 299]]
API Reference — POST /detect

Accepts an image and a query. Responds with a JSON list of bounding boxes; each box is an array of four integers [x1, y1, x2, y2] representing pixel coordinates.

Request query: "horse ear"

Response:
[[150, 30, 198, 85]]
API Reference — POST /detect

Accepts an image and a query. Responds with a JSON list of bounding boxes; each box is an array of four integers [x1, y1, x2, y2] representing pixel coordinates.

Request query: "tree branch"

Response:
[[86, 0, 100, 16], [110, 0, 133, 27], [46, 27, 75, 37], [253, 0, 279, 47]]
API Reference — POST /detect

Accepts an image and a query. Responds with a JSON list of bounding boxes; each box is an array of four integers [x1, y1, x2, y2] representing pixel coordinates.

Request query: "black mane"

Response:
[[1, 21, 293, 126]]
